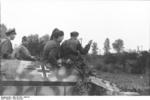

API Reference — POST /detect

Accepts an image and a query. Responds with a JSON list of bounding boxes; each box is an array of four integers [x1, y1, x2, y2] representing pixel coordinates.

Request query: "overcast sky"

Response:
[[1, 0, 150, 53]]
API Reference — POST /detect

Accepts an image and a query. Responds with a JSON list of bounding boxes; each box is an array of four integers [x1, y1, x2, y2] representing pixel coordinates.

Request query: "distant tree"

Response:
[[26, 34, 40, 57], [39, 34, 50, 56], [103, 38, 110, 55], [112, 39, 124, 53], [98, 49, 101, 55], [138, 51, 150, 74], [39, 34, 50, 45], [137, 46, 140, 53], [91, 42, 98, 55], [25, 34, 50, 57], [0, 24, 7, 38]]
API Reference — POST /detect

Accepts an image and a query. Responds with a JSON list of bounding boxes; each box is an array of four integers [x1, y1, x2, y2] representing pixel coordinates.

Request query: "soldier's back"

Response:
[[43, 40, 60, 61], [12, 45, 31, 60], [61, 38, 80, 58]]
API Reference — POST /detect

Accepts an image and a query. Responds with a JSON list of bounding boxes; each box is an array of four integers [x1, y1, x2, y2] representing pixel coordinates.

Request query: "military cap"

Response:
[[70, 31, 79, 37], [5, 28, 16, 36]]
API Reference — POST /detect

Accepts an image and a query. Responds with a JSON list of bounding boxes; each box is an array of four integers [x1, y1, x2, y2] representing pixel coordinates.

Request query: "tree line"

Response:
[[91, 38, 124, 55]]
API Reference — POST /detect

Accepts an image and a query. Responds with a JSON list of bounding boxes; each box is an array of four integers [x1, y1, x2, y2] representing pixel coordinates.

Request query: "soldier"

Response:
[[0, 29, 16, 59], [42, 28, 64, 68], [61, 31, 92, 60], [60, 31, 93, 80], [12, 36, 36, 61]]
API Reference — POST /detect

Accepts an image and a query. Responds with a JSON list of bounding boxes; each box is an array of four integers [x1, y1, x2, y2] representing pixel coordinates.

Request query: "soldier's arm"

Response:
[[78, 40, 92, 55], [83, 40, 92, 54], [11, 48, 19, 59], [60, 41, 66, 57], [60, 40, 79, 57], [1, 40, 13, 58], [19, 46, 35, 61], [48, 47, 58, 67]]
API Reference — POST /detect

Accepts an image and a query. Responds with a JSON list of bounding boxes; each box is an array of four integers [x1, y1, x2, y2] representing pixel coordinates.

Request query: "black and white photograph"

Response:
[[0, 0, 150, 97]]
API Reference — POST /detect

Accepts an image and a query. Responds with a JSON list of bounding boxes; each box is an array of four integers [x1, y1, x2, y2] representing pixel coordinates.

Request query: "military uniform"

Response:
[[12, 44, 35, 61], [42, 40, 60, 67], [60, 38, 93, 80], [0, 38, 13, 59], [61, 38, 91, 59]]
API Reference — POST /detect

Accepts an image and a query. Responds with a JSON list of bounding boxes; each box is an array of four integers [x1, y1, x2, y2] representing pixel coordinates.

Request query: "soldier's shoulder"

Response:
[[0, 38, 11, 46], [46, 40, 56, 45], [62, 40, 68, 44], [69, 39, 80, 44], [1, 38, 9, 43], [18, 45, 27, 50], [45, 40, 57, 47]]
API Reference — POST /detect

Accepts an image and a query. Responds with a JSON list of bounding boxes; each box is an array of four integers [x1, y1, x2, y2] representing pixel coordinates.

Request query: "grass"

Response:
[[96, 71, 150, 95]]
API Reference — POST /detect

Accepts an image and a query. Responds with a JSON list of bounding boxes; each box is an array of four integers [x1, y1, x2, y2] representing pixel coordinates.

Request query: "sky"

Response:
[[1, 0, 150, 53]]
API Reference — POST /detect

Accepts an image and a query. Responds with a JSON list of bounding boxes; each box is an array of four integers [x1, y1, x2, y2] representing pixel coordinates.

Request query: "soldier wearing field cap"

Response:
[[12, 36, 36, 61], [60, 31, 93, 78], [61, 31, 92, 59], [0, 28, 16, 59]]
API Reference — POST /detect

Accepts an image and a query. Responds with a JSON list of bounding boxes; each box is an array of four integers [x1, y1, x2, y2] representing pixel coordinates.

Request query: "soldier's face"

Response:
[[74, 36, 78, 40], [57, 36, 64, 43], [72, 36, 78, 40], [10, 34, 16, 40]]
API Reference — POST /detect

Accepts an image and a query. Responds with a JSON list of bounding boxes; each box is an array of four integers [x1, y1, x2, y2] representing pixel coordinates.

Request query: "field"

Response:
[[96, 71, 150, 95]]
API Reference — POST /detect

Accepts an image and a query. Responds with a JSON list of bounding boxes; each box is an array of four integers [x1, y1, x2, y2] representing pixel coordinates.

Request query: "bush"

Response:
[[87, 51, 150, 74], [104, 54, 118, 64], [25, 34, 50, 58]]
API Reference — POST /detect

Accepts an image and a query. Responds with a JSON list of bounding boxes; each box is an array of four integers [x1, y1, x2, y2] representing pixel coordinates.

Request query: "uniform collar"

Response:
[[70, 37, 77, 40], [53, 39, 60, 45], [4, 37, 11, 41]]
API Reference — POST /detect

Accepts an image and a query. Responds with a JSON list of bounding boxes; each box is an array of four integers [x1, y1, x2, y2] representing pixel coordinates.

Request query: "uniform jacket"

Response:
[[12, 44, 34, 61], [61, 38, 91, 58], [42, 40, 60, 66], [0, 38, 13, 59]]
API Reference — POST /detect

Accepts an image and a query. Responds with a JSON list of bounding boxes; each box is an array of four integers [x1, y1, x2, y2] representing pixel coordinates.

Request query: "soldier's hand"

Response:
[[66, 59, 72, 64], [31, 56, 37, 61], [57, 59, 62, 63], [57, 59, 62, 67]]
